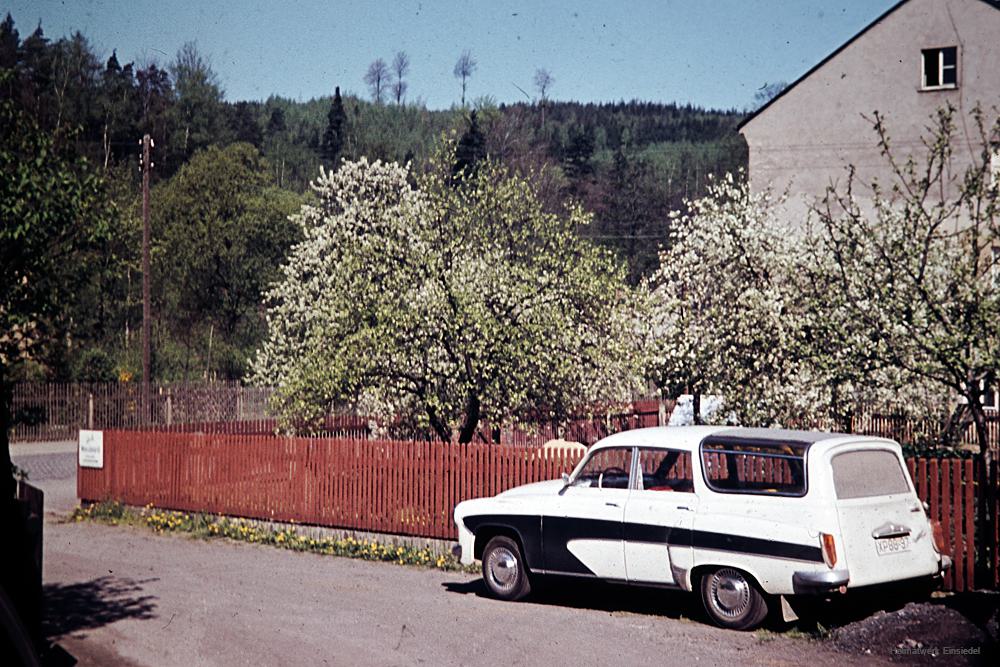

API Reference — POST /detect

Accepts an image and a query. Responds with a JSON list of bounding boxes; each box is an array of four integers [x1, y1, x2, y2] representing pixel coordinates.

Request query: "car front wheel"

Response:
[[482, 535, 531, 601], [699, 567, 769, 630]]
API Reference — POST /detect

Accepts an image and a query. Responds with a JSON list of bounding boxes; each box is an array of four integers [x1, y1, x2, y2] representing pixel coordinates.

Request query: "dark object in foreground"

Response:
[[1, 479, 44, 665]]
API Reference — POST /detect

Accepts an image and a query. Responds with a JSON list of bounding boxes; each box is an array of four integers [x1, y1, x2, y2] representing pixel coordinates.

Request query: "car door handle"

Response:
[[605, 502, 620, 508], [675, 506, 692, 512]]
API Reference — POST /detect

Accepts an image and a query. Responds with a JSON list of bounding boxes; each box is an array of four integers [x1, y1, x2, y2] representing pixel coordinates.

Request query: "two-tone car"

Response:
[[453, 426, 950, 629]]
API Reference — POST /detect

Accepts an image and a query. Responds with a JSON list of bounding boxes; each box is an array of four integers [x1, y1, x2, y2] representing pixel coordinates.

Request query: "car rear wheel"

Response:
[[482, 535, 531, 601], [699, 567, 769, 630]]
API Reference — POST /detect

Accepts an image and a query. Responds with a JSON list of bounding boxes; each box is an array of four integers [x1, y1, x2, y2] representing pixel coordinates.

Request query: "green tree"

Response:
[[15, 23, 53, 125], [152, 143, 302, 379], [453, 110, 486, 177], [563, 125, 594, 179], [228, 100, 262, 147], [55, 163, 143, 379], [0, 14, 18, 104], [136, 61, 172, 147], [321, 86, 347, 166], [169, 42, 229, 164], [266, 106, 286, 136], [253, 152, 651, 441], [1, 82, 112, 641], [0, 13, 17, 72], [98, 50, 139, 168], [594, 148, 671, 284], [48, 31, 101, 140]]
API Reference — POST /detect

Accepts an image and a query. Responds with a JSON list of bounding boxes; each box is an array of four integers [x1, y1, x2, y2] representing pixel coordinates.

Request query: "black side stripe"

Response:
[[681, 529, 823, 563], [463, 514, 823, 575], [463, 514, 544, 569]]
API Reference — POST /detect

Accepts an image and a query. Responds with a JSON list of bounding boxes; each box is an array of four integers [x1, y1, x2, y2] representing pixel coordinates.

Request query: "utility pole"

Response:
[[140, 134, 153, 422]]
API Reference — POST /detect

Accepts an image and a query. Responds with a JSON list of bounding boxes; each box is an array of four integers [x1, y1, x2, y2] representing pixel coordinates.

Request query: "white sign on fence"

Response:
[[79, 430, 104, 469]]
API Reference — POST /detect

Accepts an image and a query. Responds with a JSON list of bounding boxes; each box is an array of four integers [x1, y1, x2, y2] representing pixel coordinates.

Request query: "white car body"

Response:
[[454, 426, 950, 627]]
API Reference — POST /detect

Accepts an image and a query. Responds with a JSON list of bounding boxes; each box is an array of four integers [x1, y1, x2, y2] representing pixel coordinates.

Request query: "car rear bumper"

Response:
[[794, 554, 949, 595], [792, 569, 850, 593]]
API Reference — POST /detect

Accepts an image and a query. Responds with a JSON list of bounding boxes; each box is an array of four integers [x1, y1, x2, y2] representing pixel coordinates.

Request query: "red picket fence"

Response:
[[78, 431, 585, 541], [907, 458, 978, 592], [77, 430, 998, 591]]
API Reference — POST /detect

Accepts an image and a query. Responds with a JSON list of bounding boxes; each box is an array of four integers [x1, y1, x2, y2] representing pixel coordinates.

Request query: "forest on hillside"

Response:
[[0, 15, 747, 384]]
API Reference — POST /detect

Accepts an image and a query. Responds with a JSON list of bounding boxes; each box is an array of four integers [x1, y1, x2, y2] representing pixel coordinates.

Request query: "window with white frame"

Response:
[[921, 46, 957, 89]]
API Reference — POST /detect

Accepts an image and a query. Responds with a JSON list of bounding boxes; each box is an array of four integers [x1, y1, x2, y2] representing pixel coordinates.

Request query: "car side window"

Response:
[[572, 447, 633, 490], [700, 440, 807, 496], [636, 448, 693, 493]]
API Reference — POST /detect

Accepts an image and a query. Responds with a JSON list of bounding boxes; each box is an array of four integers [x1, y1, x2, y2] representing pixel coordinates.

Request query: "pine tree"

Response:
[[266, 107, 286, 136], [321, 86, 347, 166], [563, 125, 594, 178], [453, 110, 486, 178], [1, 14, 20, 99], [229, 101, 262, 146]]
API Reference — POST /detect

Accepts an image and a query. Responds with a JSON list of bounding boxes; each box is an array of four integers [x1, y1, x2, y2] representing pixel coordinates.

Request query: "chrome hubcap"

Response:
[[711, 568, 751, 617], [486, 547, 518, 591]]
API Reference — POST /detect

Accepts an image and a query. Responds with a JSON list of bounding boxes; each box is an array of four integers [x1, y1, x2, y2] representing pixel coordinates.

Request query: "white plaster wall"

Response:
[[741, 0, 1000, 228]]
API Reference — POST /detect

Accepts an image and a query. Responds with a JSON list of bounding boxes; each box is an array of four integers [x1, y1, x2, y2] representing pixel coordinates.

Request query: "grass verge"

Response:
[[71, 500, 476, 572]]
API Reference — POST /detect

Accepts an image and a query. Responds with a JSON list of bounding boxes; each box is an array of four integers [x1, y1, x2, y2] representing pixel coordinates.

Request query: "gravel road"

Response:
[[43, 522, 898, 667], [9, 446, 907, 665]]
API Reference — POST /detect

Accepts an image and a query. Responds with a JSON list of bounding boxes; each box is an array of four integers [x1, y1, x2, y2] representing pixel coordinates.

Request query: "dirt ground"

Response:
[[827, 595, 998, 664]]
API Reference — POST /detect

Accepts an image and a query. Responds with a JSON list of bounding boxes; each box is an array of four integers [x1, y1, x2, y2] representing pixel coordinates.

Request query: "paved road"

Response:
[[15, 446, 894, 667]]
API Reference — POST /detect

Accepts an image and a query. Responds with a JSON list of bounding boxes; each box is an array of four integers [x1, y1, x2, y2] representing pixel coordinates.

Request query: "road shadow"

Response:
[[443, 576, 703, 622], [43, 575, 158, 639]]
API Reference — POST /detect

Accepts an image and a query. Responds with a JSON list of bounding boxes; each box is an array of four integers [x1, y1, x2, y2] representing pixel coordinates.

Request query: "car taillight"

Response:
[[820, 532, 837, 569], [930, 519, 950, 556]]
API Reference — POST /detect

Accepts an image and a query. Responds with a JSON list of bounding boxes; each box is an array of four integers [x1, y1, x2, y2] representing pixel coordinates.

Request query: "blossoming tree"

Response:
[[810, 106, 999, 449], [253, 152, 651, 441], [649, 173, 817, 426], [806, 105, 999, 579]]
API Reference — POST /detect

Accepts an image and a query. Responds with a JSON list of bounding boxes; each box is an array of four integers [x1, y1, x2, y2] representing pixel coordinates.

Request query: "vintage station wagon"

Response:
[[453, 426, 951, 629]]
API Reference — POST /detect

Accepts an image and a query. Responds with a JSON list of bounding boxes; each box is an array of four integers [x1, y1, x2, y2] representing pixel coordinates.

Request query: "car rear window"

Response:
[[831, 450, 910, 499], [700, 440, 808, 496]]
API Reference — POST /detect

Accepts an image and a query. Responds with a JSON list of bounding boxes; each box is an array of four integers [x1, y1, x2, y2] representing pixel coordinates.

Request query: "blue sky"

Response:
[[3, 0, 897, 109]]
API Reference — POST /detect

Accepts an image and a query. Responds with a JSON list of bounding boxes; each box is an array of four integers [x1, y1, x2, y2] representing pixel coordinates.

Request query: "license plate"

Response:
[[875, 536, 909, 555]]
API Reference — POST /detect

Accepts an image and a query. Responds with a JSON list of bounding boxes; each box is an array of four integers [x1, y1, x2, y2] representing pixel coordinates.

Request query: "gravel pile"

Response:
[[829, 599, 997, 665]]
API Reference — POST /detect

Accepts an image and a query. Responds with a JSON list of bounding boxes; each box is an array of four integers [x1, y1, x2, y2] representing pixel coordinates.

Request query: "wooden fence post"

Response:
[[166, 392, 172, 427], [87, 392, 94, 430]]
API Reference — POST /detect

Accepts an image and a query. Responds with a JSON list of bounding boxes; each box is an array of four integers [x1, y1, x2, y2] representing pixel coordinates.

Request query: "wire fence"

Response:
[[9, 381, 999, 451]]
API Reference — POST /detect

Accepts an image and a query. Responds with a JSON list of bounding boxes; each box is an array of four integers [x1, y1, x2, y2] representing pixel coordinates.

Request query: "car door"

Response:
[[623, 447, 697, 585], [541, 446, 632, 580], [829, 446, 941, 587]]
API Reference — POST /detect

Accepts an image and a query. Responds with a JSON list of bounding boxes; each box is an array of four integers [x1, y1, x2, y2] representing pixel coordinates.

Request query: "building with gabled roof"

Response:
[[739, 0, 1000, 226]]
